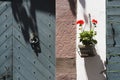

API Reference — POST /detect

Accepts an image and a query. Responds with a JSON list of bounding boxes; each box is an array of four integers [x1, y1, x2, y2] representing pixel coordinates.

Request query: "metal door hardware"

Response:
[[0, 66, 11, 80], [29, 33, 41, 56], [29, 33, 38, 44]]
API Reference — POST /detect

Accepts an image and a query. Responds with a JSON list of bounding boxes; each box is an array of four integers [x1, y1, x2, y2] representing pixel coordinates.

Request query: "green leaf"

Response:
[[79, 30, 97, 45]]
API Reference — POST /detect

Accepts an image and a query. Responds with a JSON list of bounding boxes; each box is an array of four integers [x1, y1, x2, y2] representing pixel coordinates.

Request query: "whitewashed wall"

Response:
[[76, 0, 106, 80]]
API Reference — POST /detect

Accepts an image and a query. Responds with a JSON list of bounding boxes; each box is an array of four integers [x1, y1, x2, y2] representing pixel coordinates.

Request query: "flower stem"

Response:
[[89, 14, 92, 31]]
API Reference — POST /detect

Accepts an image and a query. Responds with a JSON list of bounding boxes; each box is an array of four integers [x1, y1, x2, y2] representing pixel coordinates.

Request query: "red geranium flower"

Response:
[[92, 19, 97, 24], [76, 20, 84, 26]]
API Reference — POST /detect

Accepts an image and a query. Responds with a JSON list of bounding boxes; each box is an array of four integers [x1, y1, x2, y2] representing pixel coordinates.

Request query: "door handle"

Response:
[[29, 33, 41, 56]]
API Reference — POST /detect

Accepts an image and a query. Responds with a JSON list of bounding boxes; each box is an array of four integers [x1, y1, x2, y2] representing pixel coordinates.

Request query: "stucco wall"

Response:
[[76, 0, 106, 80], [56, 0, 76, 58], [56, 0, 76, 80]]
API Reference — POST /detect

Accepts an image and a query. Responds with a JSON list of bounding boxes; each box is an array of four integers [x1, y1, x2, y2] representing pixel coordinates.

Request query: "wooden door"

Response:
[[0, 0, 55, 80], [106, 0, 120, 79]]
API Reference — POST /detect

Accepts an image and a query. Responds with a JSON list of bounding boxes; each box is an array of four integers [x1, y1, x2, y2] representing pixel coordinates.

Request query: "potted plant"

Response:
[[77, 14, 98, 57]]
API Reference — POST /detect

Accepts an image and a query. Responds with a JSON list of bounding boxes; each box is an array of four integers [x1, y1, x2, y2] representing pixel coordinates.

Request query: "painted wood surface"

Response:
[[106, 0, 120, 80], [0, 1, 55, 80]]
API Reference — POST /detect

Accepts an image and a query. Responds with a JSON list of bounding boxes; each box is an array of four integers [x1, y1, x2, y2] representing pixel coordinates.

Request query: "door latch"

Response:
[[29, 33, 38, 44], [29, 33, 41, 56]]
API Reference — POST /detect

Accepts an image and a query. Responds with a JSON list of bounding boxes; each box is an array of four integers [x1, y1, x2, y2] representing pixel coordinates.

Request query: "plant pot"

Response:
[[78, 45, 96, 57]]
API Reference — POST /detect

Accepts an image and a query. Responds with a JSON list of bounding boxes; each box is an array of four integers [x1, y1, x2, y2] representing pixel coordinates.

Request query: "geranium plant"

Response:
[[77, 14, 97, 46], [77, 14, 98, 57]]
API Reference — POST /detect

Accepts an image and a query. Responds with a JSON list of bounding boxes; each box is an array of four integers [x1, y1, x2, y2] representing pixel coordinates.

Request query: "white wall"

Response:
[[76, 0, 106, 80]]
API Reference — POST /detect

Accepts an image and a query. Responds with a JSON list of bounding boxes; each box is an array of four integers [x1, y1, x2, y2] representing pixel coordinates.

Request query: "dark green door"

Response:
[[107, 0, 120, 79], [0, 0, 55, 80]]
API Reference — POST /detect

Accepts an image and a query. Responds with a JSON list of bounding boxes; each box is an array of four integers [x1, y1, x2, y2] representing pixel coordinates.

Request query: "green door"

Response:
[[0, 0, 55, 80]]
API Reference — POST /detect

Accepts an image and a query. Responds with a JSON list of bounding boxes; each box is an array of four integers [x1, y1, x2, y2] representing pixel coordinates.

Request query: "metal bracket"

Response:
[[0, 66, 11, 80]]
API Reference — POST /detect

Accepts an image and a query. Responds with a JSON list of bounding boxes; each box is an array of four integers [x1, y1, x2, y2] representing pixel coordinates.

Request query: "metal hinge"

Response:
[[0, 66, 11, 80]]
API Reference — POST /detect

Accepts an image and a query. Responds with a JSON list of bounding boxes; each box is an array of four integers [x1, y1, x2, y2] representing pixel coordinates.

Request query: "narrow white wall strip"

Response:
[[76, 0, 106, 80]]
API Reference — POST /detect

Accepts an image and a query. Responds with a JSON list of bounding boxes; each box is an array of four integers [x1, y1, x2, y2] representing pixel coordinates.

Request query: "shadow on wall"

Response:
[[68, 0, 76, 17], [79, 0, 88, 23], [84, 55, 106, 80], [78, 0, 106, 79], [79, 0, 86, 9], [10, 0, 55, 56]]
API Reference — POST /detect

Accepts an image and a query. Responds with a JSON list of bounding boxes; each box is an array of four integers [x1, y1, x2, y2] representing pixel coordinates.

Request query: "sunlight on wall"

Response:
[[76, 0, 106, 80]]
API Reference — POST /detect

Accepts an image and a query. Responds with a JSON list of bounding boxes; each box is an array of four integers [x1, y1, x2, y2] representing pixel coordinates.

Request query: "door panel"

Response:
[[0, 0, 55, 80], [107, 0, 120, 79], [0, 1, 12, 80]]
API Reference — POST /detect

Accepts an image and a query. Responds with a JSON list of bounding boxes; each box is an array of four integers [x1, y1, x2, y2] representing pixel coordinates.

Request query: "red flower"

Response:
[[92, 19, 97, 24], [76, 20, 84, 26]]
